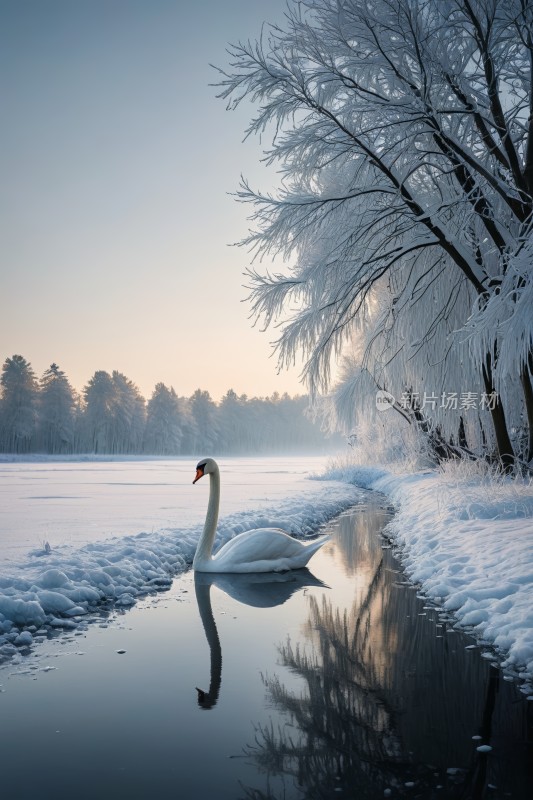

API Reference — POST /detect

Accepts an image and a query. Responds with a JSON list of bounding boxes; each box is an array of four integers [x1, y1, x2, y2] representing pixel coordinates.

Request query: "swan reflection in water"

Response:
[[194, 569, 327, 709]]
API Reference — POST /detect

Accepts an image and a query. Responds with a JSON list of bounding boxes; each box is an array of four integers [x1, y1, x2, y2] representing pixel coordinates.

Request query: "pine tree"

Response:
[[38, 363, 76, 454], [218, 389, 242, 452], [144, 383, 183, 454], [110, 371, 146, 454], [189, 389, 219, 454], [0, 355, 38, 453], [82, 371, 115, 453]]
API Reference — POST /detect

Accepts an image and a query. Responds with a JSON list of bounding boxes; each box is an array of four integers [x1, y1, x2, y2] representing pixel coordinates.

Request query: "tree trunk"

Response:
[[397, 390, 474, 463], [519, 363, 533, 464], [458, 416, 468, 449], [482, 355, 515, 471]]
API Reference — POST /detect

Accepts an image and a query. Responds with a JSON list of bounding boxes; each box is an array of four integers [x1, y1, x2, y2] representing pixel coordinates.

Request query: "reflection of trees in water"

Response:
[[242, 513, 408, 799], [241, 509, 529, 800], [331, 505, 390, 579]]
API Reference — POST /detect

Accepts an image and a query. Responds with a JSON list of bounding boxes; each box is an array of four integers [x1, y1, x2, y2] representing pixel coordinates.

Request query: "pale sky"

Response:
[[0, 0, 305, 401]]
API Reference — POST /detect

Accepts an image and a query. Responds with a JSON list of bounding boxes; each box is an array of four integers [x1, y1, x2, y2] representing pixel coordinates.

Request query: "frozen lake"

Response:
[[0, 456, 331, 563]]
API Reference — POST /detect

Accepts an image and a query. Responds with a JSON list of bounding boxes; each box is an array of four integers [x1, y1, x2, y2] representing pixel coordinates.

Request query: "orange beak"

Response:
[[193, 467, 204, 485]]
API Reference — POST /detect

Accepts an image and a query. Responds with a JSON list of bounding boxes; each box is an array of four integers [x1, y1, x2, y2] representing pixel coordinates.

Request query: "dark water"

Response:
[[0, 497, 531, 799]]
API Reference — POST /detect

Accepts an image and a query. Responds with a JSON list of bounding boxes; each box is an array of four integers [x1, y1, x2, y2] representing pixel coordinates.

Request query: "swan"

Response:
[[192, 458, 329, 573]]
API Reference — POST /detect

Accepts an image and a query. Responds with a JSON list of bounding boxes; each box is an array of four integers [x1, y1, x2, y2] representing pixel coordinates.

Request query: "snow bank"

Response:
[[0, 481, 363, 652], [318, 464, 533, 682]]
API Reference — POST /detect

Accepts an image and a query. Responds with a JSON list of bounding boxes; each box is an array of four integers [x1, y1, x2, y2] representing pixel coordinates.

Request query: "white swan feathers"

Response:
[[192, 458, 328, 574]]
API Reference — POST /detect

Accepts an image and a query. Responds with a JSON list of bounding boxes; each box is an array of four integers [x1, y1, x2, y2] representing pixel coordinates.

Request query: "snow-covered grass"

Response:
[[316, 457, 533, 687]]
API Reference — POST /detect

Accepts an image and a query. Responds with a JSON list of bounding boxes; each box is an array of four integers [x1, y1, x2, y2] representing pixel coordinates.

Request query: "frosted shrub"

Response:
[[437, 458, 533, 520], [326, 412, 433, 474]]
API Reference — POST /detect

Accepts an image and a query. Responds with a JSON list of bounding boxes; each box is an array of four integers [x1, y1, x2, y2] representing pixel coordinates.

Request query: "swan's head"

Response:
[[193, 458, 218, 484]]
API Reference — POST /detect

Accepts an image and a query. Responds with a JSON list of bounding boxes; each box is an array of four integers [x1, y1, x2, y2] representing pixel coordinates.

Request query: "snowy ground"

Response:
[[317, 462, 533, 689], [0, 456, 364, 657]]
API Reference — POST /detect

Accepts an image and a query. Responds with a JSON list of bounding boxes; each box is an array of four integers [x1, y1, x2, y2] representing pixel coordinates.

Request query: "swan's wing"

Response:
[[211, 528, 328, 572], [214, 528, 304, 561]]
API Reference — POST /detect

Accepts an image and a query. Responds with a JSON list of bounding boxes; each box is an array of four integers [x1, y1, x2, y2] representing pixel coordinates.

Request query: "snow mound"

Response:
[[0, 481, 363, 651], [317, 465, 533, 681]]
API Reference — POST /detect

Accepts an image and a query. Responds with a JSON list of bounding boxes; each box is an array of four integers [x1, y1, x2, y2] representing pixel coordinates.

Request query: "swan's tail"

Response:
[[300, 534, 330, 566]]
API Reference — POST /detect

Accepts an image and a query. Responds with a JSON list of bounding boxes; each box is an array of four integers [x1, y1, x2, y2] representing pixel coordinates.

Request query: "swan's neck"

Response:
[[193, 467, 220, 569]]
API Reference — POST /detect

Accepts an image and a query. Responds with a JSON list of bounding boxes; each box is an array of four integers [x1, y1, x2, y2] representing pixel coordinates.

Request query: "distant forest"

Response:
[[0, 355, 338, 456]]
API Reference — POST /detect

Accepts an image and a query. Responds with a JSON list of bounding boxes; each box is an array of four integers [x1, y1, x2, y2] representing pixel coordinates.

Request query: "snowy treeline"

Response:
[[0, 355, 334, 455], [219, 0, 533, 470]]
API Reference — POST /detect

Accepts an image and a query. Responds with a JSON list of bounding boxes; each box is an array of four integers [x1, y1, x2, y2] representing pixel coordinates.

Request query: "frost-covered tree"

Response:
[[189, 389, 219, 454], [218, 389, 245, 452], [109, 371, 146, 454], [218, 0, 533, 468], [176, 395, 198, 454], [216, 390, 337, 454], [0, 348, 342, 454], [82, 370, 145, 454], [38, 363, 76, 454], [82, 371, 115, 453], [0, 355, 38, 453], [144, 383, 183, 454]]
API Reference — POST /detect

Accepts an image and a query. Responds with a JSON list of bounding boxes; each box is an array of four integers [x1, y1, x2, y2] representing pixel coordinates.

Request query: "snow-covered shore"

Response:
[[317, 463, 533, 687]]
